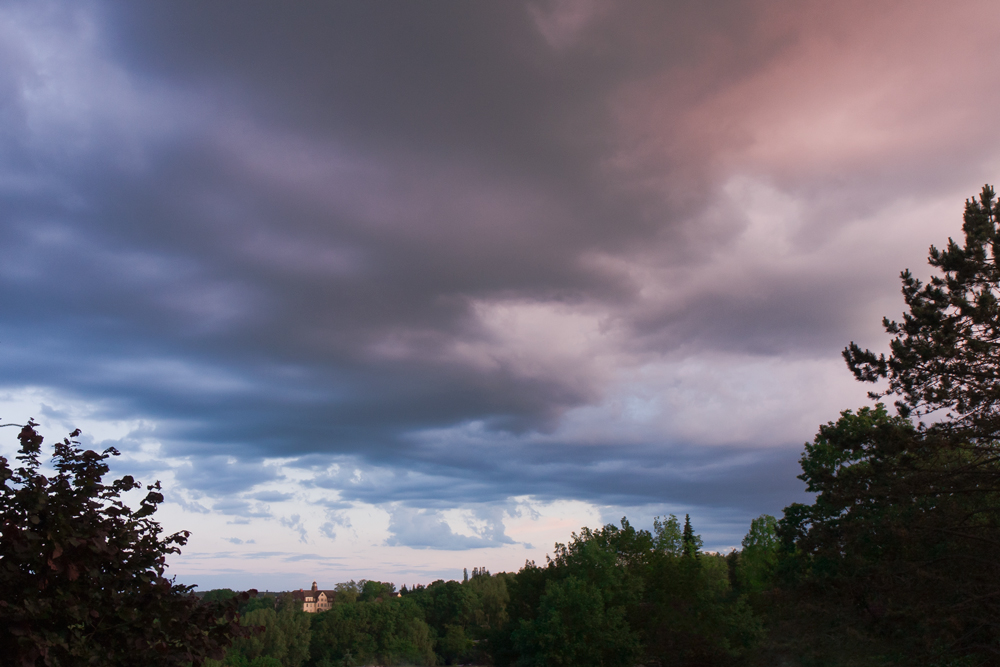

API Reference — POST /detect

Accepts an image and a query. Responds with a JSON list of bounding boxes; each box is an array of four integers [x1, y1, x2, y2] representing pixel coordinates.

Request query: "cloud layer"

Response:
[[2, 0, 998, 583]]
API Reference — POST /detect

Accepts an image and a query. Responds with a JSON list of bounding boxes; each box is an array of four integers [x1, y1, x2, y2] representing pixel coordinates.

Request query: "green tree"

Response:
[[240, 594, 277, 615], [491, 516, 762, 667], [332, 581, 360, 605], [681, 514, 703, 559], [412, 579, 479, 636], [222, 606, 310, 667], [203, 589, 238, 603], [0, 421, 249, 666], [779, 404, 1000, 661], [737, 515, 778, 594], [511, 574, 639, 667], [359, 580, 396, 602], [437, 624, 473, 665], [642, 518, 761, 666], [496, 520, 649, 667], [464, 571, 510, 630], [780, 186, 1000, 663], [308, 596, 434, 666], [652, 514, 682, 555]]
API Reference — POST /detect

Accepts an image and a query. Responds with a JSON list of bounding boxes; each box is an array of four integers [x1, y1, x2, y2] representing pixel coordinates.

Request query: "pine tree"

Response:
[[681, 514, 702, 559], [845, 184, 1000, 439]]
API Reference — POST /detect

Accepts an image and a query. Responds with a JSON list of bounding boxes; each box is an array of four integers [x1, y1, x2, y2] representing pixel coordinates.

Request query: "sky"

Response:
[[3, 0, 1000, 591]]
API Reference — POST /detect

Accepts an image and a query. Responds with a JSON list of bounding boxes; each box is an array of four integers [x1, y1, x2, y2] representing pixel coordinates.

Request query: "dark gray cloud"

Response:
[[2, 0, 998, 550], [310, 440, 807, 517]]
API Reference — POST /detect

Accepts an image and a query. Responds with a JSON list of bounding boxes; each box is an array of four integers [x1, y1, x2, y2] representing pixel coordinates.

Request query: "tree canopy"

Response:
[[0, 421, 250, 666], [779, 185, 1000, 663]]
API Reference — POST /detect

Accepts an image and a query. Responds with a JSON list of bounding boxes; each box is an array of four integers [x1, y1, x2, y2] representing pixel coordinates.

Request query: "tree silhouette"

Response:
[[0, 421, 251, 666]]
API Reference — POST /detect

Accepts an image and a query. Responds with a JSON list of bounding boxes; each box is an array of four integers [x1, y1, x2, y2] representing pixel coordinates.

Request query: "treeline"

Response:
[[202, 572, 516, 666], [202, 513, 774, 667]]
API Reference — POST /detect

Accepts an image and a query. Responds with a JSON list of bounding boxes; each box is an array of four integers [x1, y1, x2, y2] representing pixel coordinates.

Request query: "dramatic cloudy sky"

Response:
[[3, 0, 999, 589]]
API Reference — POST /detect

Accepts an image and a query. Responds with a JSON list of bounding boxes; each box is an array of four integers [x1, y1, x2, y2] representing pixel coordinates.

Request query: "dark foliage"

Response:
[[402, 578, 482, 664], [776, 186, 1000, 664], [223, 606, 310, 667], [358, 580, 396, 602], [0, 421, 251, 666], [205, 517, 770, 667], [845, 184, 1000, 437], [779, 405, 1000, 662], [307, 595, 433, 667], [493, 518, 761, 667]]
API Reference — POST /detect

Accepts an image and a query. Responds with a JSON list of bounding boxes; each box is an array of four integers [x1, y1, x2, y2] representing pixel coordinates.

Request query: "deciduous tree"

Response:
[[0, 421, 250, 666]]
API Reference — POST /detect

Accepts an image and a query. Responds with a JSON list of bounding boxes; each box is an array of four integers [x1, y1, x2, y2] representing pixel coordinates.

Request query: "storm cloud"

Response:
[[2, 0, 999, 582]]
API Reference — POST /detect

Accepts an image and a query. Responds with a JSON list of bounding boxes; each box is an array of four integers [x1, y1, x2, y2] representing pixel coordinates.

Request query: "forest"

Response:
[[5, 186, 1000, 666], [201, 513, 771, 667]]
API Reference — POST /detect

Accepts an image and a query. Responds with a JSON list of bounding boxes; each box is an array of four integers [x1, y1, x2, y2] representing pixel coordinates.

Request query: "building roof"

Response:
[[289, 589, 336, 601]]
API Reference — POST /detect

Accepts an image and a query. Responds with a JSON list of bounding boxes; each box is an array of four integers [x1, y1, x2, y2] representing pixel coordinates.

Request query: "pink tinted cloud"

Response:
[[611, 1, 1000, 187]]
